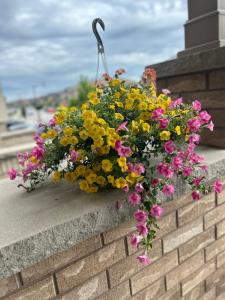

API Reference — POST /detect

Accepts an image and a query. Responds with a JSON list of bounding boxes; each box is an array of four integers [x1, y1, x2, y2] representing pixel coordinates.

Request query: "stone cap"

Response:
[[0, 146, 225, 278], [147, 46, 225, 78]]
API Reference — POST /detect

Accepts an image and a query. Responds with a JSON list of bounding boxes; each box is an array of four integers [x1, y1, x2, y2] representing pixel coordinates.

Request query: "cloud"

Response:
[[0, 0, 187, 101]]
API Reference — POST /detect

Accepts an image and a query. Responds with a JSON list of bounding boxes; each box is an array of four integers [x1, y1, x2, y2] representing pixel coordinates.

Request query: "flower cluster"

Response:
[[9, 68, 222, 265]]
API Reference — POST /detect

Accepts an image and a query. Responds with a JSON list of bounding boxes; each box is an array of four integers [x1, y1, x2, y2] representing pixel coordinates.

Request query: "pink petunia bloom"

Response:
[[152, 107, 164, 120], [134, 210, 148, 223], [117, 145, 132, 157], [128, 192, 141, 206], [137, 254, 152, 265], [191, 191, 201, 200], [49, 117, 56, 127], [117, 121, 129, 132], [135, 183, 144, 193], [123, 184, 130, 193], [162, 89, 171, 95], [115, 140, 122, 150], [188, 134, 200, 144], [207, 121, 214, 132], [213, 180, 223, 193], [172, 156, 183, 170], [70, 150, 78, 162], [8, 168, 17, 180], [192, 100, 202, 112], [162, 184, 175, 196], [189, 152, 204, 164], [127, 162, 134, 173], [157, 162, 174, 178], [183, 166, 193, 177], [169, 97, 183, 108], [130, 234, 142, 248], [34, 135, 44, 147], [151, 178, 159, 186], [164, 140, 176, 154], [133, 163, 145, 176], [199, 111, 211, 124], [193, 177, 202, 186], [150, 205, 164, 218], [136, 223, 149, 236], [31, 146, 44, 160], [159, 118, 169, 129], [187, 118, 202, 132]]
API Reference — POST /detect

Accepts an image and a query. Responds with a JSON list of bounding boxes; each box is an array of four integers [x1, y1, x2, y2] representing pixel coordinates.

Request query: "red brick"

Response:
[[179, 227, 215, 263], [205, 235, 225, 261], [56, 239, 125, 293], [181, 260, 215, 296], [60, 272, 108, 300], [204, 202, 225, 229], [166, 251, 204, 289], [163, 218, 203, 253], [130, 251, 178, 294], [178, 193, 215, 227]]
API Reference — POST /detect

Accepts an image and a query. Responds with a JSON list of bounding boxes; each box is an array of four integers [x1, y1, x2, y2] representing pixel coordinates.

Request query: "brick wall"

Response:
[[1, 186, 225, 299], [156, 67, 225, 148]]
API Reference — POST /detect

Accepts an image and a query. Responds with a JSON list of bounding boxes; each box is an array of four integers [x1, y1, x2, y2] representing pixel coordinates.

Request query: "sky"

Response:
[[0, 0, 187, 102]]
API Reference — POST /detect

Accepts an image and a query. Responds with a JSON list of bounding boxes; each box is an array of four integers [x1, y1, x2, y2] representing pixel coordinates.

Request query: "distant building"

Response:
[[0, 83, 7, 133]]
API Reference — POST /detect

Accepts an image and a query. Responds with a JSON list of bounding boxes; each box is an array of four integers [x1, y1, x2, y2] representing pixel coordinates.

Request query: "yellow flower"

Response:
[[115, 101, 123, 108], [76, 165, 87, 176], [47, 129, 57, 139], [115, 113, 124, 120], [107, 175, 115, 184], [41, 132, 47, 140], [115, 177, 127, 188], [117, 157, 128, 172], [86, 172, 97, 184], [60, 136, 70, 146], [69, 136, 78, 145], [55, 112, 65, 125], [131, 120, 139, 133], [96, 176, 107, 186], [160, 131, 171, 141], [142, 123, 150, 132], [94, 138, 104, 147], [175, 126, 181, 135], [138, 102, 148, 110], [79, 130, 89, 140], [97, 118, 107, 125], [65, 172, 76, 182], [88, 91, 100, 105], [109, 105, 115, 110], [88, 185, 98, 193], [70, 106, 77, 112], [52, 171, 61, 183], [63, 127, 73, 136], [102, 159, 113, 172], [79, 180, 89, 191], [81, 103, 89, 110]]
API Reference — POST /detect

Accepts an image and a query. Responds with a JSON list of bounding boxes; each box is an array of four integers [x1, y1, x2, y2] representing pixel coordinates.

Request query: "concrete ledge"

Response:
[[0, 146, 225, 278]]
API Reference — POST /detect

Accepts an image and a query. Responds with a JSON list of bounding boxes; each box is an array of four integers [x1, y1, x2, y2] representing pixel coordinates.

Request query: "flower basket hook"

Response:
[[92, 18, 108, 79]]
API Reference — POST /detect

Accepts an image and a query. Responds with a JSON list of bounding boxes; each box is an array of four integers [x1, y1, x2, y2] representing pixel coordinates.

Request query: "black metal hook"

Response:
[[92, 18, 105, 54]]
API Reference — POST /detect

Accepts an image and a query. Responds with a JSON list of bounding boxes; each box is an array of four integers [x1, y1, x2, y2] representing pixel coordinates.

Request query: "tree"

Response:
[[69, 76, 93, 107]]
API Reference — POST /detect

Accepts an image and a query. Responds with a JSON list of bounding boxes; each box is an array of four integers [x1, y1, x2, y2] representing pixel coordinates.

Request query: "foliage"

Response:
[[69, 76, 94, 107], [9, 68, 222, 265]]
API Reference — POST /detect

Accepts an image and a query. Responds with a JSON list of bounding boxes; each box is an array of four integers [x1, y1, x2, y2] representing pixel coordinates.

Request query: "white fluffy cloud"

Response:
[[0, 0, 187, 101]]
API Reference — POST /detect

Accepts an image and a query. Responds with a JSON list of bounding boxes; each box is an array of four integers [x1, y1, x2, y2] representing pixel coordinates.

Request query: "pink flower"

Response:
[[159, 118, 169, 129], [172, 156, 183, 170], [128, 192, 141, 206], [117, 121, 129, 132], [193, 177, 202, 186], [130, 234, 142, 248], [164, 140, 176, 154], [191, 191, 201, 200], [117, 145, 132, 157], [133, 163, 145, 176], [134, 210, 148, 223], [70, 150, 78, 162], [213, 180, 223, 193], [187, 118, 201, 132], [8, 168, 17, 180], [150, 205, 164, 218], [189, 153, 204, 164], [192, 100, 201, 111], [169, 97, 183, 108], [162, 89, 171, 95], [34, 135, 44, 147], [127, 162, 134, 173], [137, 255, 152, 265], [123, 184, 129, 193], [151, 178, 159, 186], [152, 107, 164, 120], [135, 183, 144, 193], [199, 111, 211, 124], [183, 167, 193, 177], [188, 134, 200, 144], [136, 223, 148, 236], [162, 184, 175, 196], [207, 121, 214, 132], [49, 117, 56, 127], [31, 146, 44, 160], [157, 162, 174, 178]]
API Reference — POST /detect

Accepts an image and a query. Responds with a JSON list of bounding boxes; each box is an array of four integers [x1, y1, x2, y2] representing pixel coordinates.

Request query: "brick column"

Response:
[[178, 0, 225, 57]]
